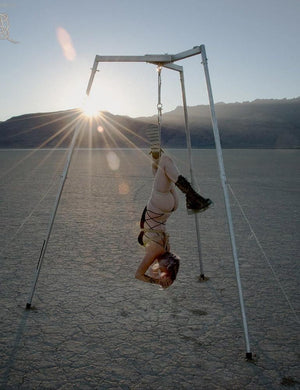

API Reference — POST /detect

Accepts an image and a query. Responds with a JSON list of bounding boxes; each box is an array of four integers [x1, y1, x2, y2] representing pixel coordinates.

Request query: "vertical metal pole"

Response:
[[26, 122, 81, 309], [200, 44, 252, 359], [179, 69, 206, 280], [86, 57, 99, 96]]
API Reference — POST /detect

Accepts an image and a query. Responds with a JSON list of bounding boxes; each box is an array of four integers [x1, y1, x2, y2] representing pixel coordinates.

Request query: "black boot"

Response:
[[175, 175, 212, 213]]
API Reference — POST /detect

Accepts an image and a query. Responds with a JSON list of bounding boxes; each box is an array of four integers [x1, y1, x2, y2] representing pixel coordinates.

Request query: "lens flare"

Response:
[[106, 151, 120, 171], [119, 182, 129, 195], [56, 27, 76, 61]]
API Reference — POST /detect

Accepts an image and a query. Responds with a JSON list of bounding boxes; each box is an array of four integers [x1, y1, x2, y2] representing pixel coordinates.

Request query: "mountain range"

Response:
[[0, 98, 299, 148]]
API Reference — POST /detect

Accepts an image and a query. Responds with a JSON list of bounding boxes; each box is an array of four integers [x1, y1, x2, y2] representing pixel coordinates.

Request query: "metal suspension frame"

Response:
[[26, 45, 252, 360]]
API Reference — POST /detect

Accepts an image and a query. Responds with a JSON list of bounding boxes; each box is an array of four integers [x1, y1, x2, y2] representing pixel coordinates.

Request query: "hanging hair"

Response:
[[157, 251, 180, 282]]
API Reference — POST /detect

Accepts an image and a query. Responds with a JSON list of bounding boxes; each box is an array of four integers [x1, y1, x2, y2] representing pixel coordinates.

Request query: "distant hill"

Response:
[[0, 98, 299, 148]]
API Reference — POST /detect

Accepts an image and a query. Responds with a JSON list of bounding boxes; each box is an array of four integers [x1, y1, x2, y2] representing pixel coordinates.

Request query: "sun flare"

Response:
[[81, 97, 100, 118]]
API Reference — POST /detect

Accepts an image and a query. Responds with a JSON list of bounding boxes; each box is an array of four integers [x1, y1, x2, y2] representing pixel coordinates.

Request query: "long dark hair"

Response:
[[157, 252, 180, 282]]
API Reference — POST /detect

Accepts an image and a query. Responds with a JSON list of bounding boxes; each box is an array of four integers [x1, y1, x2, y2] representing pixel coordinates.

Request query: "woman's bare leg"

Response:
[[159, 155, 212, 212]]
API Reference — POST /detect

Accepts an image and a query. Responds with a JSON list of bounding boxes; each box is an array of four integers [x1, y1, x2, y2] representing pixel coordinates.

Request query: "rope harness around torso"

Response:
[[138, 206, 169, 249]]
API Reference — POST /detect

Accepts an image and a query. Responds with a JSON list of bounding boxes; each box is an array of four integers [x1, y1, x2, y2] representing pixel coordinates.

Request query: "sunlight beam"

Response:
[[81, 96, 101, 118]]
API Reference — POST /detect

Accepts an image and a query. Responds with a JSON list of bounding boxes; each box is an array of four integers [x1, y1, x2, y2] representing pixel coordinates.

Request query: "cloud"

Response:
[[56, 26, 76, 61]]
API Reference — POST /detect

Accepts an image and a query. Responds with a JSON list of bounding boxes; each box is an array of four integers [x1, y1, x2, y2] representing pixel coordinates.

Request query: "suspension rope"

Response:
[[143, 208, 168, 247], [157, 65, 163, 135], [146, 65, 163, 158], [156, 65, 162, 156], [145, 209, 166, 231], [228, 183, 299, 324], [138, 206, 169, 249]]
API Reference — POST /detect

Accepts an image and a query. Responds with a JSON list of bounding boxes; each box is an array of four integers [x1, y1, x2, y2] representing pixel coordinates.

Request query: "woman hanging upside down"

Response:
[[135, 152, 212, 289]]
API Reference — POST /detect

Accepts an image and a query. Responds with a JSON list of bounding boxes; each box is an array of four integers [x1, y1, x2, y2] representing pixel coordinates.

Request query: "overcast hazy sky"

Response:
[[0, 0, 299, 121]]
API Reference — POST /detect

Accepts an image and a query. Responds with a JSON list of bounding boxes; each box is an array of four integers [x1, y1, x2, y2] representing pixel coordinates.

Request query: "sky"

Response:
[[0, 0, 299, 121]]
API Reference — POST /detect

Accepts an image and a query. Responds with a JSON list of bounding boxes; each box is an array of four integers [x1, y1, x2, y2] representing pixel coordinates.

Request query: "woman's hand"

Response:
[[159, 273, 173, 289]]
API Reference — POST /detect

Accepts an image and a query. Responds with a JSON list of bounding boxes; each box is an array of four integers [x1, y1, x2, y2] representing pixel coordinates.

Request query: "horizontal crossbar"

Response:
[[94, 46, 202, 65], [95, 54, 173, 63]]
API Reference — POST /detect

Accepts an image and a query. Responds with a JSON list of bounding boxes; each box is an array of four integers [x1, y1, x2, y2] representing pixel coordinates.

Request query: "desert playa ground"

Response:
[[0, 148, 299, 389]]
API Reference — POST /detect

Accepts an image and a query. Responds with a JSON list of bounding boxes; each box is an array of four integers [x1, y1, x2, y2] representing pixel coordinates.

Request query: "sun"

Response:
[[81, 96, 100, 118]]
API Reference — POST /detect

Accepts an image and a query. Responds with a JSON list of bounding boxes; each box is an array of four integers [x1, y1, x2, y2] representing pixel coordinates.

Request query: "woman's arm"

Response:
[[135, 242, 165, 284]]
